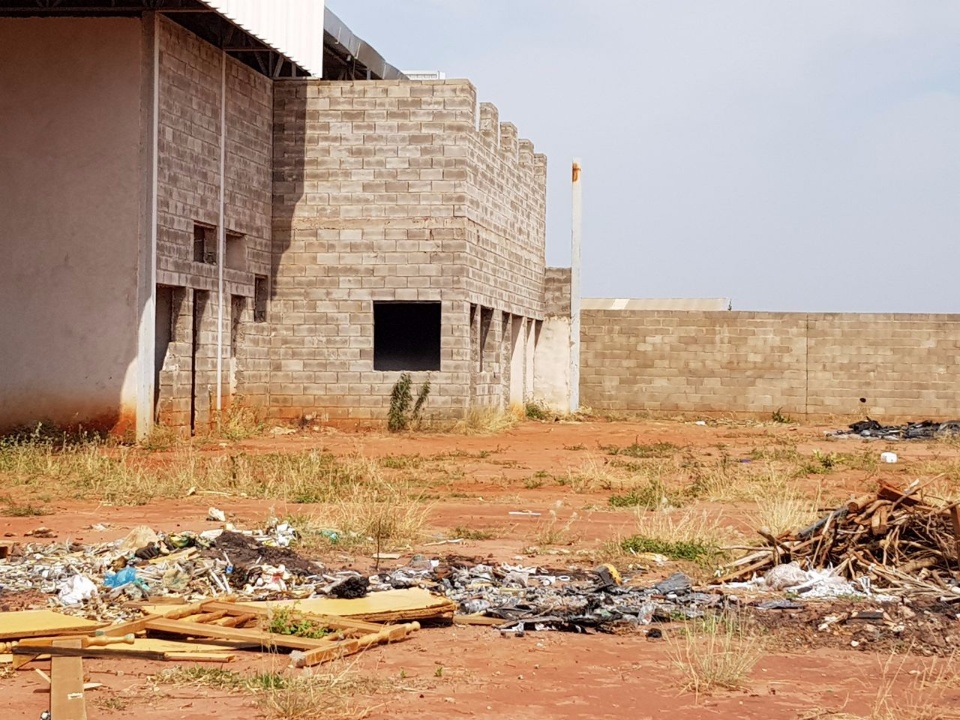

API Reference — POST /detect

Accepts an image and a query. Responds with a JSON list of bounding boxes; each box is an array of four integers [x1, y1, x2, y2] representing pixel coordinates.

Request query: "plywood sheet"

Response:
[[51, 639, 87, 720], [242, 588, 456, 623], [0, 611, 100, 640]]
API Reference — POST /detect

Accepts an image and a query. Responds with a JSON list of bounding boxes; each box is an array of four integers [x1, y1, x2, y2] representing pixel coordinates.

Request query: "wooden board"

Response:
[[240, 588, 456, 623], [143, 617, 337, 651], [0, 611, 101, 640], [51, 639, 87, 720]]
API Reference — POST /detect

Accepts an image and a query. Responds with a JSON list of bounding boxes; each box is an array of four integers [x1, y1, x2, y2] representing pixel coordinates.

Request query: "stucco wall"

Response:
[[0, 17, 142, 432]]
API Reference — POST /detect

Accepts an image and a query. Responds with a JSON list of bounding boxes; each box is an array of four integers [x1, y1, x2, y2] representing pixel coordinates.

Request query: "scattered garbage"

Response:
[[57, 575, 98, 606], [880, 451, 898, 464], [831, 418, 960, 441], [207, 507, 226, 522]]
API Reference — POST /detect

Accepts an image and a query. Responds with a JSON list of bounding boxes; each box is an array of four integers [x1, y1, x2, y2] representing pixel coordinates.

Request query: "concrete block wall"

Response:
[[544, 267, 572, 316], [271, 79, 547, 421], [806, 314, 960, 416], [580, 310, 960, 417], [154, 16, 273, 425], [466, 102, 547, 318]]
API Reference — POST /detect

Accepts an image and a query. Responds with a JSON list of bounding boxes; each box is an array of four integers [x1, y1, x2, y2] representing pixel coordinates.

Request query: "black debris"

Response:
[[832, 418, 960, 441]]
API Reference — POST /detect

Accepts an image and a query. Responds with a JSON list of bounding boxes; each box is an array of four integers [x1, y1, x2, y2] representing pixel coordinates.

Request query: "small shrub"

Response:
[[524, 398, 550, 420], [388, 373, 430, 432], [771, 408, 792, 424], [608, 479, 674, 509]]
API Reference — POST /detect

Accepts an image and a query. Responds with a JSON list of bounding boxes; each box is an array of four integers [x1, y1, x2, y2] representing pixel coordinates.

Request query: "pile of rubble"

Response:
[[719, 480, 960, 597], [831, 418, 960, 441], [376, 563, 729, 632]]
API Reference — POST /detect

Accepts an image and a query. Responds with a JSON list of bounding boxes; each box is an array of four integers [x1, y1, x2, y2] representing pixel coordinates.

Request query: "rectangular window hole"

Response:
[[254, 275, 268, 323], [374, 302, 441, 372], [193, 223, 217, 265], [225, 231, 246, 271], [230, 295, 245, 355]]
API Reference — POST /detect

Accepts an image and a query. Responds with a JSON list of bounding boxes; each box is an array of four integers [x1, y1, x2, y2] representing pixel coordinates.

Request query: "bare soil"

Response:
[[3, 418, 960, 719]]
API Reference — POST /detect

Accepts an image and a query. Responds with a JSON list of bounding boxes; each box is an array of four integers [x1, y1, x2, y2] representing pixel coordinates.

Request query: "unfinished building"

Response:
[[0, 1, 555, 437]]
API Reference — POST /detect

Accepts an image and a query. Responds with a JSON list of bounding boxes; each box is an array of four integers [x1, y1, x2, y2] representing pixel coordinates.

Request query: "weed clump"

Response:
[[608, 479, 675, 509], [524, 398, 550, 420], [267, 606, 330, 639], [620, 535, 716, 562], [387, 373, 430, 432]]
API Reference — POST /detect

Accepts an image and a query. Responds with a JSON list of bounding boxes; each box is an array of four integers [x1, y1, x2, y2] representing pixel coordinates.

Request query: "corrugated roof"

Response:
[[582, 298, 732, 311], [200, 0, 325, 77]]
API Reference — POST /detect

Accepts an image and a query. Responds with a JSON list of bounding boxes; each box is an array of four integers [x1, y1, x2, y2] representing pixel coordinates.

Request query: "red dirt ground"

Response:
[[3, 419, 959, 719]]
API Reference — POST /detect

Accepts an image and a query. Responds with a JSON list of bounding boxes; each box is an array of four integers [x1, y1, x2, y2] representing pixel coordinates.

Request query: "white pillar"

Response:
[[570, 159, 582, 414], [135, 12, 160, 440]]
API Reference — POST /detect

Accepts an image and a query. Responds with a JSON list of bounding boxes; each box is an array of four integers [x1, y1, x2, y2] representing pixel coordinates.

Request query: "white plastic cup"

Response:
[[880, 452, 898, 464]]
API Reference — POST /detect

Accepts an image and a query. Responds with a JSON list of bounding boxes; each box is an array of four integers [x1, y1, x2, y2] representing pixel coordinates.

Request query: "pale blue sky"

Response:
[[326, 1, 960, 312]]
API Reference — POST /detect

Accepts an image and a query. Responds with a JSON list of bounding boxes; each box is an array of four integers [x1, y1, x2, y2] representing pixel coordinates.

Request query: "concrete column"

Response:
[[570, 159, 582, 413], [135, 12, 159, 440]]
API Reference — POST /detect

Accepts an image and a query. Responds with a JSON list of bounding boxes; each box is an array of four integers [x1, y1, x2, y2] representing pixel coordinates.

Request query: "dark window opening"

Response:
[[254, 275, 268, 322], [374, 302, 441, 372], [193, 223, 217, 265], [479, 306, 493, 372], [230, 295, 245, 356], [225, 231, 246, 270]]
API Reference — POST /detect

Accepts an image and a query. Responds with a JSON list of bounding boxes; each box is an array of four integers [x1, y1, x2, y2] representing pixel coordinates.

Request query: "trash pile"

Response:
[[831, 418, 960, 441], [718, 480, 960, 596], [368, 560, 731, 632], [0, 518, 331, 621]]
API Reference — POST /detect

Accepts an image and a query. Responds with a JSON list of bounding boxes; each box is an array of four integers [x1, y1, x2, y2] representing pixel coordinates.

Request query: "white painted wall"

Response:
[[533, 316, 572, 412], [0, 18, 143, 432]]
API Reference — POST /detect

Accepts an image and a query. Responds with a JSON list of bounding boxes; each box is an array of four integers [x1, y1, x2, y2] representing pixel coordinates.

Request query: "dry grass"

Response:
[[530, 506, 580, 547], [561, 456, 626, 493], [449, 405, 523, 435], [748, 483, 823, 537], [295, 457, 432, 552], [864, 652, 960, 720], [154, 663, 396, 720], [668, 614, 763, 694], [633, 507, 740, 549], [0, 436, 397, 506]]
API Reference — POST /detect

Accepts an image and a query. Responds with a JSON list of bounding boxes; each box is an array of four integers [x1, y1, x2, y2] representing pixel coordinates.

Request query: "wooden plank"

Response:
[[50, 639, 87, 720], [0, 611, 102, 640], [144, 618, 335, 651], [240, 589, 457, 624], [14, 645, 168, 663], [293, 622, 419, 668], [199, 601, 385, 635]]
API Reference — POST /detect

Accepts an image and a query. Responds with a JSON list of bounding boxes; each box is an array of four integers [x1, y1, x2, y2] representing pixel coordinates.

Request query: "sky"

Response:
[[326, 1, 960, 312]]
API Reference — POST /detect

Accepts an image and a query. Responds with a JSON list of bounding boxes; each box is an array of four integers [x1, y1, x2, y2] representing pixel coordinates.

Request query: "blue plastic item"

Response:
[[103, 566, 137, 588]]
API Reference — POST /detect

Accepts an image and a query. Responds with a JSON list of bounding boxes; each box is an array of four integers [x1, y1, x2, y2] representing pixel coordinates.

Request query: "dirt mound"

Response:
[[204, 531, 321, 577]]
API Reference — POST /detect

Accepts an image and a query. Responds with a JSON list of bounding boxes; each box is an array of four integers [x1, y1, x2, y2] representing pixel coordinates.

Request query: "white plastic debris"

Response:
[[207, 507, 227, 522], [58, 574, 98, 606], [880, 452, 898, 464], [763, 562, 809, 591]]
